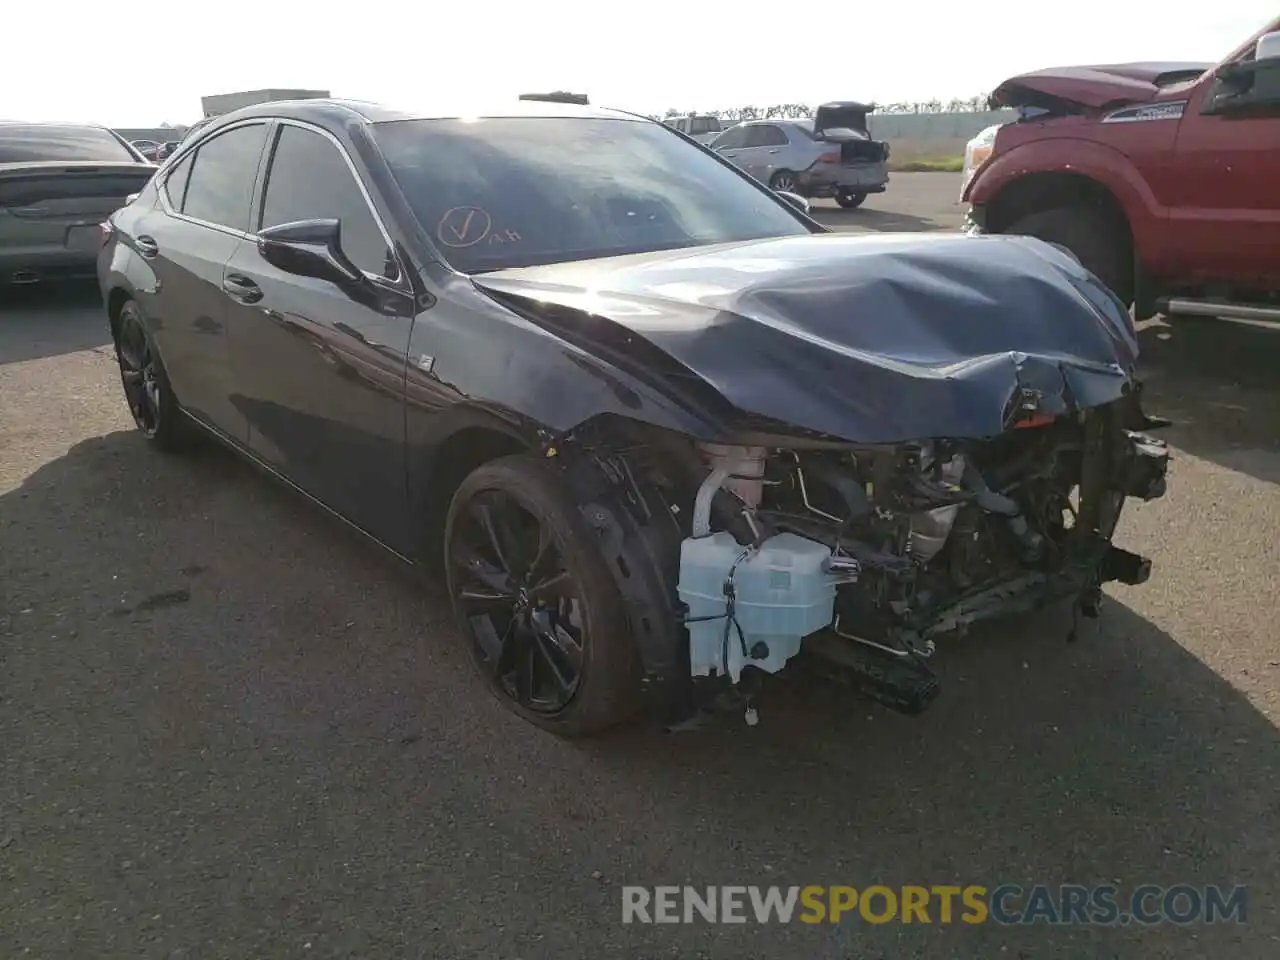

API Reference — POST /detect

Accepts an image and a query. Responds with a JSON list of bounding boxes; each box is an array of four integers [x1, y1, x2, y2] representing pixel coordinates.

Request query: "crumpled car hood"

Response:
[[989, 61, 1212, 109], [473, 232, 1140, 443]]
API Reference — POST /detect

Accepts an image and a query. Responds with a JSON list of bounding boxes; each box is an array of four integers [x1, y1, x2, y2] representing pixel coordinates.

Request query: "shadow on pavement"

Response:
[[811, 204, 940, 232], [2, 429, 1277, 958], [1138, 317, 1280, 484], [0, 281, 110, 365]]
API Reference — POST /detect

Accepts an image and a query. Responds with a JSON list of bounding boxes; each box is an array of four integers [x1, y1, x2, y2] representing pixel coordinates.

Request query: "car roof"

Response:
[[206, 97, 644, 129], [0, 120, 115, 132]]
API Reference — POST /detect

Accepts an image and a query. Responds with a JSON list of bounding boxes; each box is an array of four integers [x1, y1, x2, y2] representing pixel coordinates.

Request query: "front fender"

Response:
[[408, 277, 735, 444], [965, 138, 1166, 259]]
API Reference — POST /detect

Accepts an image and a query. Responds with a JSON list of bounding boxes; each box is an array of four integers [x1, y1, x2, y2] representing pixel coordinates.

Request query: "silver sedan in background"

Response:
[[708, 103, 889, 208]]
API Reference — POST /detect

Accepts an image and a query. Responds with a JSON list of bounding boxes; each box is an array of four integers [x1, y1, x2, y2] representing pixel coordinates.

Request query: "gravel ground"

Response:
[[2, 174, 1279, 959]]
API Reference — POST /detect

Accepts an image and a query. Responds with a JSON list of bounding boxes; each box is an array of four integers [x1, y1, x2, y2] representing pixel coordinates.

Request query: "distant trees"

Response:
[[656, 96, 991, 122]]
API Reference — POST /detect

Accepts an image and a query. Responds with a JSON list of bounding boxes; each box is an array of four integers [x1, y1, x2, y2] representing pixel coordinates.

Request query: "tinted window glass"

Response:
[[164, 153, 194, 208], [741, 125, 786, 148], [259, 125, 391, 277], [182, 123, 268, 231], [710, 126, 747, 149], [0, 124, 137, 163], [690, 117, 721, 136], [372, 117, 809, 273], [755, 125, 788, 147]]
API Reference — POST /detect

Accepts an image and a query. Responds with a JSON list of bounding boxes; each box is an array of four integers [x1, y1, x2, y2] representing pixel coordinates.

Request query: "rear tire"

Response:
[[835, 190, 867, 209], [1003, 206, 1134, 305], [443, 455, 642, 739], [112, 299, 194, 452], [769, 169, 798, 193]]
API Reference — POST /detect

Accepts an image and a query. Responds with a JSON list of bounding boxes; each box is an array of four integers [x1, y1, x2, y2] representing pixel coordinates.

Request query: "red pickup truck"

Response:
[[963, 15, 1280, 324]]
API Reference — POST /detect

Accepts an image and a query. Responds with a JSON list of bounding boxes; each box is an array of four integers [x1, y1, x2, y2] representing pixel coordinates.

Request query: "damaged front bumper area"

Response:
[[559, 394, 1170, 730]]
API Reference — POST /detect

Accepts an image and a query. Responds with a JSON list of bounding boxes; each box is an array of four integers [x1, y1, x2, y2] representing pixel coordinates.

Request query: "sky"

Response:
[[3, 2, 1275, 127]]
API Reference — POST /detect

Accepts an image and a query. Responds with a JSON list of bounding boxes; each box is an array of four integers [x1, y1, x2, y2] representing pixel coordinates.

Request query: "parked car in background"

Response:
[[0, 122, 156, 286], [157, 141, 180, 160], [130, 139, 162, 161], [708, 102, 889, 207], [664, 114, 725, 145], [98, 96, 1168, 739], [964, 14, 1280, 325]]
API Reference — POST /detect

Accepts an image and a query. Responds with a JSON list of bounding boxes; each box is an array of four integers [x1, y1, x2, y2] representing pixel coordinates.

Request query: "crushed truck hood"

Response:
[[473, 233, 1140, 443], [990, 61, 1212, 109]]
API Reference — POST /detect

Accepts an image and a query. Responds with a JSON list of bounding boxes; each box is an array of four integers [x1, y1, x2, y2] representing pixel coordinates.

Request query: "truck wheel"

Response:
[[443, 454, 643, 738], [1003, 206, 1133, 305], [835, 190, 867, 209]]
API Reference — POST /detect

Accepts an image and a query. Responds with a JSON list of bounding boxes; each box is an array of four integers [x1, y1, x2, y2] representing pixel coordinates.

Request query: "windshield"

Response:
[[371, 116, 811, 272], [689, 116, 722, 135], [0, 125, 138, 163]]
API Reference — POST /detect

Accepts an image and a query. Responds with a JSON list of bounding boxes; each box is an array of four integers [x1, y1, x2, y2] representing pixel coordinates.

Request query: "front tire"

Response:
[[113, 299, 193, 452], [1003, 206, 1134, 305], [443, 455, 642, 738], [835, 190, 867, 209]]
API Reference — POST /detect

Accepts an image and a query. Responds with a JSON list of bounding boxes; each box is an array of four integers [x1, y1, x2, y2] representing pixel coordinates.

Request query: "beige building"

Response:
[[200, 89, 330, 118]]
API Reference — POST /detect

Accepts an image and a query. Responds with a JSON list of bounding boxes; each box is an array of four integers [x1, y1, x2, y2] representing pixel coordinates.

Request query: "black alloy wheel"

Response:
[[444, 455, 640, 737], [113, 299, 189, 451], [116, 302, 162, 437]]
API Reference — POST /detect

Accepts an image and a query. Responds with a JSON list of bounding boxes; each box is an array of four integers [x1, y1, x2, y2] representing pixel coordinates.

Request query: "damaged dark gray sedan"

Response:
[[98, 98, 1171, 738]]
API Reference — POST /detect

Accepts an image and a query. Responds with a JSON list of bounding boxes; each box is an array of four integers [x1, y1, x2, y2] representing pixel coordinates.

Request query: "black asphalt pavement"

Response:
[[2, 174, 1279, 959]]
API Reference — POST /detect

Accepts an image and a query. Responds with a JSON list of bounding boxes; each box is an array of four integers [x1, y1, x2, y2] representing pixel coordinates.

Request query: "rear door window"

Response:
[[180, 123, 270, 232], [744, 125, 788, 148], [257, 124, 392, 278], [163, 152, 194, 209]]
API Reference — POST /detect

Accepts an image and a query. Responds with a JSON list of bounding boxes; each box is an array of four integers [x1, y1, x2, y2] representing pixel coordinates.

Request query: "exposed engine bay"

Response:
[[557, 393, 1170, 729]]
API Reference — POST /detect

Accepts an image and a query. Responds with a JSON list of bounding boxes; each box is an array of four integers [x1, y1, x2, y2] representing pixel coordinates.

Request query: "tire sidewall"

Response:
[[1006, 207, 1132, 305]]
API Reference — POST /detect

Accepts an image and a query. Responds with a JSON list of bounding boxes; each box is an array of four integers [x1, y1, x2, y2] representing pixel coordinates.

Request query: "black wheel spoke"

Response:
[[525, 524, 555, 583], [451, 544, 517, 596], [528, 568, 573, 601], [512, 630, 537, 704], [470, 612, 514, 661], [475, 503, 514, 572], [531, 623, 573, 694], [451, 483, 587, 714], [458, 586, 514, 604]]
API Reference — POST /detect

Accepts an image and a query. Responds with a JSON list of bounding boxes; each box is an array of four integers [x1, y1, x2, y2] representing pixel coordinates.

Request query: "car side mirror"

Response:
[[1206, 41, 1280, 115], [257, 218, 364, 287], [776, 190, 810, 215], [1255, 30, 1280, 62]]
